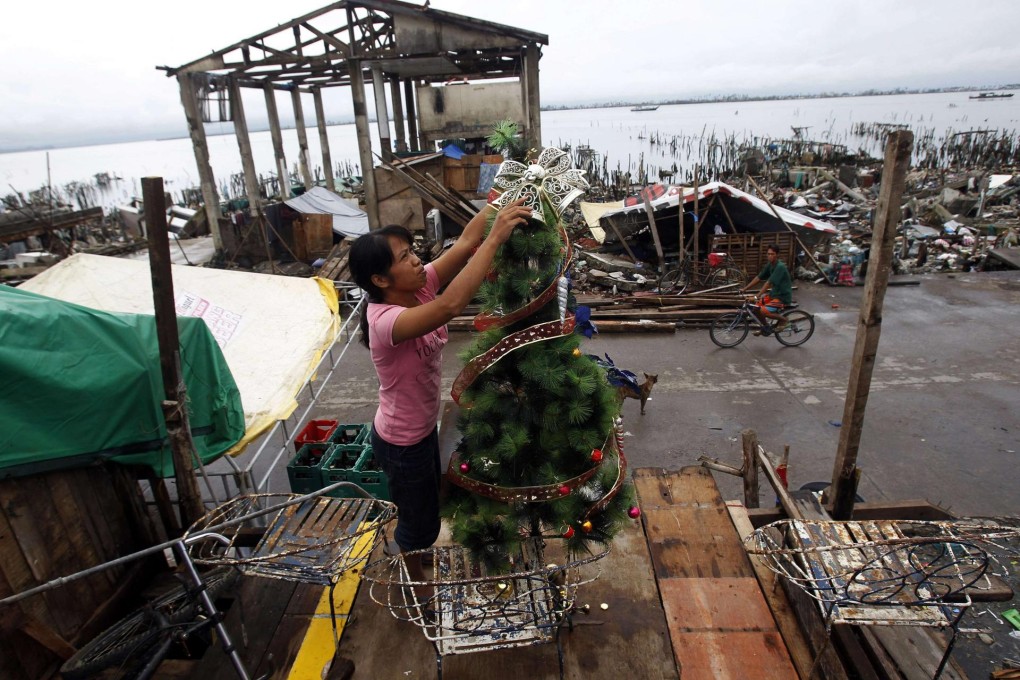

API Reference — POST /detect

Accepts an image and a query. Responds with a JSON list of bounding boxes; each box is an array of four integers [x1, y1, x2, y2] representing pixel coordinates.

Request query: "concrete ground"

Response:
[[226, 268, 1020, 678], [294, 269, 1020, 519]]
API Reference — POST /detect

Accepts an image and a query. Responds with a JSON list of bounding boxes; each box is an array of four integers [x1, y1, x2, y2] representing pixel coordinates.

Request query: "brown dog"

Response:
[[617, 373, 658, 415]]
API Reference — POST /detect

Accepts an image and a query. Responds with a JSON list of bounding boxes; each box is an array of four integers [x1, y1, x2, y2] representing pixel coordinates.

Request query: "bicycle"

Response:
[[1, 482, 395, 680], [658, 251, 746, 294], [709, 296, 815, 348]]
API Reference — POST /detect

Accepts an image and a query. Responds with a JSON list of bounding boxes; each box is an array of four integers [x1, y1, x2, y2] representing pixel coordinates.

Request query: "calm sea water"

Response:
[[1, 91, 1017, 210]]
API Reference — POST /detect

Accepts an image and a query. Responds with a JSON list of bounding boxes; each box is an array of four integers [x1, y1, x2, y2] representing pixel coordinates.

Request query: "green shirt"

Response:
[[758, 260, 792, 305]]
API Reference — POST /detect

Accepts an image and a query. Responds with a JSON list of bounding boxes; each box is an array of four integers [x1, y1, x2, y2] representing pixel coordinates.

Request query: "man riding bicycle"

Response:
[[740, 244, 792, 335]]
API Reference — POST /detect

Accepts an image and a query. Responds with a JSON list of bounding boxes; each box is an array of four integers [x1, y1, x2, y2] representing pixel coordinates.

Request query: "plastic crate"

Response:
[[327, 422, 369, 447], [347, 445, 390, 501], [320, 444, 366, 488], [286, 442, 331, 493], [295, 419, 338, 449]]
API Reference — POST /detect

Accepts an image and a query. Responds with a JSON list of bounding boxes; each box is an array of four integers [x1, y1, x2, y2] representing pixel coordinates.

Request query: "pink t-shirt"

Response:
[[368, 263, 448, 446]]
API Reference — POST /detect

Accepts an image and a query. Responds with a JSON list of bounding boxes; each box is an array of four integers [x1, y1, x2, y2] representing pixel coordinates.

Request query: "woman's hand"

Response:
[[489, 199, 531, 244]]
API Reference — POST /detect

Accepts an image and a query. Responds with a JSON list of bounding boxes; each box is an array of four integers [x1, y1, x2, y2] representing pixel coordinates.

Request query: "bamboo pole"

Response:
[[829, 130, 913, 520]]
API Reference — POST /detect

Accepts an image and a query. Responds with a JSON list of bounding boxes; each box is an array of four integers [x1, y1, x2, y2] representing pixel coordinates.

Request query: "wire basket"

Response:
[[184, 483, 397, 587], [362, 537, 609, 655]]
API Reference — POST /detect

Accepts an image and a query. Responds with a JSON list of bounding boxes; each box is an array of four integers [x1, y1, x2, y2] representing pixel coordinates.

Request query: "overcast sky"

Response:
[[2, 0, 1019, 151]]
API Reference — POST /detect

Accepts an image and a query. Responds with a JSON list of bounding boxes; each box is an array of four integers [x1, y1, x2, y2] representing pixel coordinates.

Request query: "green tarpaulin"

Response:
[[0, 285, 245, 478]]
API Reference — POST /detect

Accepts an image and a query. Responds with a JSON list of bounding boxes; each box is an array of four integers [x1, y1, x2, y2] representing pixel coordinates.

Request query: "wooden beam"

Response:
[[389, 79, 406, 153], [312, 87, 335, 192], [403, 79, 419, 151], [263, 82, 290, 199], [604, 215, 640, 264], [370, 63, 392, 161], [142, 178, 205, 528], [290, 88, 313, 190], [829, 130, 913, 520], [348, 58, 379, 229], [522, 43, 542, 151], [642, 192, 665, 274], [755, 445, 799, 521], [230, 75, 264, 220], [176, 73, 222, 249]]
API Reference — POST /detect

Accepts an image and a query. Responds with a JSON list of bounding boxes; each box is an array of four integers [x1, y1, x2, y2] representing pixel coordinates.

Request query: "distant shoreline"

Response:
[[1, 85, 1017, 155]]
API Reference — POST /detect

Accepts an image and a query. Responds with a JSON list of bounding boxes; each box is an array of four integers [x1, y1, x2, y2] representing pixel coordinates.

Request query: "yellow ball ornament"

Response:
[[581, 520, 593, 533], [572, 348, 582, 357]]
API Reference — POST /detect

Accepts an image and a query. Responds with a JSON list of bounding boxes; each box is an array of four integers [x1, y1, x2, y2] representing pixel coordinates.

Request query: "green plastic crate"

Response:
[[327, 423, 369, 447], [286, 442, 331, 493], [347, 445, 390, 501], [320, 444, 366, 488]]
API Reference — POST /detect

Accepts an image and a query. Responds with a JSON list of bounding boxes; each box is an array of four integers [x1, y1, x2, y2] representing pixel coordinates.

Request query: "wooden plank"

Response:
[[862, 626, 966, 680], [727, 502, 819, 680], [192, 576, 299, 679], [640, 505, 754, 579], [0, 475, 84, 637], [670, 631, 796, 680], [659, 577, 779, 631]]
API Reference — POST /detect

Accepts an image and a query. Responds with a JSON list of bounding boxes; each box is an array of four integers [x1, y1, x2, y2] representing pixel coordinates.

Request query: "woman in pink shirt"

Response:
[[349, 199, 528, 590]]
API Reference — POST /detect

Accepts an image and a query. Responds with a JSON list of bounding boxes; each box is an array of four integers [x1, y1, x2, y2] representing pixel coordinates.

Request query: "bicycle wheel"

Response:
[[706, 266, 746, 289], [709, 312, 750, 348], [61, 567, 238, 679], [60, 608, 167, 680], [658, 266, 690, 294], [774, 310, 815, 347]]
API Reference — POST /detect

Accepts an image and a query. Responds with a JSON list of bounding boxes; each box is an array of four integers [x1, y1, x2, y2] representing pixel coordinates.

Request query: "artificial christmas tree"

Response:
[[441, 128, 637, 572]]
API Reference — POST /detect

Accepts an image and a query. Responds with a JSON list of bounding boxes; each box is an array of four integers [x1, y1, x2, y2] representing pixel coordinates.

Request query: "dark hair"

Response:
[[349, 225, 414, 348], [767, 244, 780, 255]]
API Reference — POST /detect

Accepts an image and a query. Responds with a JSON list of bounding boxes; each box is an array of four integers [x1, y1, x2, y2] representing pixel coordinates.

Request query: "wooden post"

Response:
[[404, 79, 419, 152], [176, 73, 222, 250], [142, 177, 205, 529], [229, 76, 263, 220], [349, 59, 380, 229], [523, 43, 542, 152], [263, 83, 290, 199], [642, 192, 665, 275], [312, 87, 336, 192], [693, 167, 701, 265], [829, 130, 913, 521], [290, 87, 313, 190], [390, 79, 407, 153], [371, 63, 392, 161], [741, 429, 760, 508]]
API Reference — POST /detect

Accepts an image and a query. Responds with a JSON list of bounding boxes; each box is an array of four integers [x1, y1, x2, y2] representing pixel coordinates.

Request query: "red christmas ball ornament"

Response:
[[459, 462, 470, 473], [562, 526, 575, 539], [628, 506, 641, 519], [581, 520, 593, 534], [558, 485, 570, 496], [591, 448, 603, 463]]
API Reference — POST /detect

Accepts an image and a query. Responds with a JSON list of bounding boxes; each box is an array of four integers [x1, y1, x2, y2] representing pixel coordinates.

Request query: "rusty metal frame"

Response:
[[363, 538, 609, 679], [746, 519, 1020, 679]]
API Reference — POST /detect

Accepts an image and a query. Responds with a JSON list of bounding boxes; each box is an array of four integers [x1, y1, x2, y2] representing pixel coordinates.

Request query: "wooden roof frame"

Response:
[[163, 0, 548, 91], [161, 0, 547, 246]]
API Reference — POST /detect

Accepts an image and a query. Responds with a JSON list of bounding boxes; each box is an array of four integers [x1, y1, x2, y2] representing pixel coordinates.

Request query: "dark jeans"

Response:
[[371, 426, 441, 551]]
